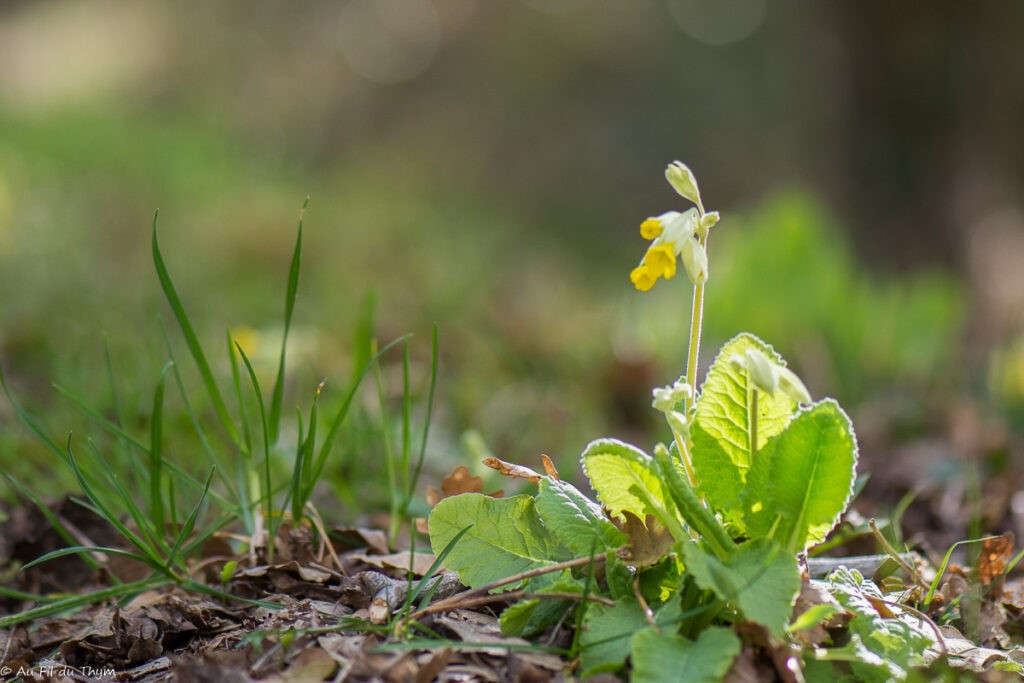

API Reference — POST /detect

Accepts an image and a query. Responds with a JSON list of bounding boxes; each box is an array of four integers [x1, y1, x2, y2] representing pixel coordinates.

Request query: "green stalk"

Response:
[[680, 228, 710, 485], [684, 232, 708, 409]]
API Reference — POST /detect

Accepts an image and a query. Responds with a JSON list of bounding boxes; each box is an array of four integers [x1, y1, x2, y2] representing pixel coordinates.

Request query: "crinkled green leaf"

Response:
[[693, 333, 798, 475], [827, 568, 932, 681], [682, 539, 800, 637], [743, 399, 858, 552], [580, 439, 665, 521], [429, 494, 569, 588], [579, 596, 682, 677], [535, 476, 627, 555], [631, 626, 740, 683]]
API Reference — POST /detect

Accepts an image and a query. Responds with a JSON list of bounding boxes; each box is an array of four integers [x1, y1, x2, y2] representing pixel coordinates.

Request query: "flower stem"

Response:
[[679, 231, 709, 487], [684, 230, 709, 413]]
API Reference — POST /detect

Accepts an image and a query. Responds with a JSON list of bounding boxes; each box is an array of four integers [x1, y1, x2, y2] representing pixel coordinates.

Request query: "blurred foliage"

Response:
[[705, 192, 964, 402], [1, 0, 1020, 511]]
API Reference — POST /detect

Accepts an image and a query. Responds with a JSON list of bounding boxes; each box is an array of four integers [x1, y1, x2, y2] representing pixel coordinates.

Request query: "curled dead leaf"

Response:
[[979, 531, 1014, 589], [481, 456, 544, 483], [613, 511, 674, 567], [426, 465, 503, 506]]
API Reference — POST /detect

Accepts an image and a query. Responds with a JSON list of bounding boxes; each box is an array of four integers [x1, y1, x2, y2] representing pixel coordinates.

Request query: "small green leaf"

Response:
[[787, 602, 841, 634], [579, 596, 683, 677], [682, 539, 800, 637], [429, 494, 569, 588], [743, 399, 858, 553], [631, 626, 740, 683], [580, 439, 665, 521], [579, 600, 649, 676], [499, 573, 579, 637], [535, 477, 627, 556]]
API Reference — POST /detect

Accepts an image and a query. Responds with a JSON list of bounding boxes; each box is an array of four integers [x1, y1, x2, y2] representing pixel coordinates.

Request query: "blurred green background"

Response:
[[2, 1, 1023, 512]]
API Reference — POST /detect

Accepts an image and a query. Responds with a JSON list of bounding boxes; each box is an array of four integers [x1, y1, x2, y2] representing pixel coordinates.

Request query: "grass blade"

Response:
[[150, 361, 174, 533], [65, 438, 169, 573], [152, 211, 240, 447], [3, 475, 101, 571], [310, 334, 411, 501], [1, 365, 68, 464], [0, 577, 168, 629], [54, 383, 150, 453], [228, 331, 255, 459], [166, 468, 216, 566], [22, 545, 158, 571], [269, 201, 306, 443], [234, 340, 275, 559], [407, 323, 438, 509]]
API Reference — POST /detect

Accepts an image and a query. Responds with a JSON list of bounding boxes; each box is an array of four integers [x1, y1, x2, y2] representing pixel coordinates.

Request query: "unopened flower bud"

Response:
[[665, 161, 702, 208], [744, 349, 778, 394], [666, 410, 689, 435], [777, 366, 812, 404], [680, 236, 708, 285], [696, 210, 720, 240], [652, 380, 692, 413]]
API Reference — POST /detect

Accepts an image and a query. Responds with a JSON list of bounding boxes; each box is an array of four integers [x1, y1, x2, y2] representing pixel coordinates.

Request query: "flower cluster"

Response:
[[651, 379, 692, 435], [630, 162, 719, 292]]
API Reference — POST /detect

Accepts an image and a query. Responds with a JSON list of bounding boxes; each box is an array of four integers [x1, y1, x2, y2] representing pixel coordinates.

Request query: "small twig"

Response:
[[878, 596, 948, 658], [405, 553, 607, 622], [414, 590, 613, 619], [869, 519, 922, 585], [305, 501, 347, 576], [633, 578, 656, 627]]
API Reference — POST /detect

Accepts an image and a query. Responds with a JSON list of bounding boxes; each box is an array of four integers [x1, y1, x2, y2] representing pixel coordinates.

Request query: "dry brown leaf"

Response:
[[613, 512, 673, 567], [415, 648, 453, 683], [979, 531, 1014, 589], [264, 647, 337, 683], [426, 465, 503, 506], [482, 456, 543, 483], [540, 454, 560, 480], [349, 550, 437, 577], [332, 526, 390, 554]]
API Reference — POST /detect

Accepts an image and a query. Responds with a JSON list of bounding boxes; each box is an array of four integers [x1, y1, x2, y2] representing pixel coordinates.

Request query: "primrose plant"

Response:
[[429, 162, 860, 679]]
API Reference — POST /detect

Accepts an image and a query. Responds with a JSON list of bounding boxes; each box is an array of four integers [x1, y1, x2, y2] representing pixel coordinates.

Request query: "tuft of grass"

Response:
[[0, 201, 431, 624]]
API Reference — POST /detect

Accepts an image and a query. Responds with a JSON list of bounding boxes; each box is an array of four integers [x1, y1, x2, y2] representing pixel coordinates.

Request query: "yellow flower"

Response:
[[630, 209, 698, 291]]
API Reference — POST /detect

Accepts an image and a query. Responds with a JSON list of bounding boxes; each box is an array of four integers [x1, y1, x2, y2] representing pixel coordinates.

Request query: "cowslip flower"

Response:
[[629, 208, 700, 291]]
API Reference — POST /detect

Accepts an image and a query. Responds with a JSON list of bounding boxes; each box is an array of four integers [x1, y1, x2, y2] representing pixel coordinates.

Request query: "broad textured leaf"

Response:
[[743, 400, 858, 552], [631, 626, 740, 683], [693, 333, 798, 474], [828, 568, 932, 681], [580, 439, 664, 521], [429, 494, 569, 588], [689, 421, 745, 522], [535, 476, 627, 556], [682, 539, 800, 637]]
